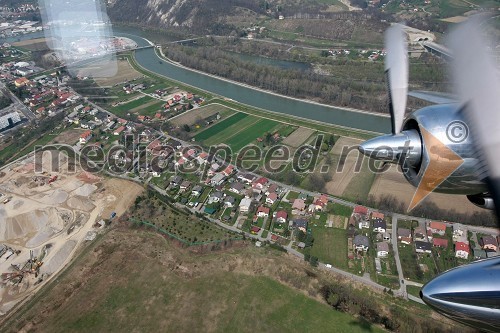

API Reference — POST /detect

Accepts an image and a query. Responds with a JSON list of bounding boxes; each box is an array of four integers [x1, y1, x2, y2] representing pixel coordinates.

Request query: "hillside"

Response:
[[107, 0, 266, 34], [0, 224, 470, 333]]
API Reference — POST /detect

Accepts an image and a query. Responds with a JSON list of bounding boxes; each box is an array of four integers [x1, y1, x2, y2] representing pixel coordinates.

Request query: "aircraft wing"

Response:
[[408, 90, 457, 104]]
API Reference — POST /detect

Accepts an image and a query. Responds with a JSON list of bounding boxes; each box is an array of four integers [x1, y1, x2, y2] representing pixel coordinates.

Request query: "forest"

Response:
[[163, 42, 444, 113]]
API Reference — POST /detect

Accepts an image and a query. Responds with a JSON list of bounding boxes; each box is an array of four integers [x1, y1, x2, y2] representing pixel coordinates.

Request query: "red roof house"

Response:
[[433, 238, 449, 248]]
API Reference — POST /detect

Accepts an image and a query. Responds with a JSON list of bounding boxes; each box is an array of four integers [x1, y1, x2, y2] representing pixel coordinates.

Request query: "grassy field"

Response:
[[341, 159, 377, 203], [110, 96, 155, 117], [225, 118, 280, 151], [306, 226, 348, 270], [194, 112, 248, 141], [194, 111, 281, 151], [1, 228, 386, 332]]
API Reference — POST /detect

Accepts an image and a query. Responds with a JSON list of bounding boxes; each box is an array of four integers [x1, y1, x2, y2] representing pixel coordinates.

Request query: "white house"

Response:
[[266, 192, 278, 205], [455, 242, 470, 259], [354, 235, 369, 252], [210, 173, 226, 186], [376, 242, 389, 258], [256, 206, 270, 217], [239, 197, 252, 213]]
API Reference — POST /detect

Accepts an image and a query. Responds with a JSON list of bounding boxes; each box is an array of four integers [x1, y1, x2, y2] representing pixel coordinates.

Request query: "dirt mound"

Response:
[[40, 240, 77, 274], [39, 189, 69, 205], [1, 208, 68, 246], [66, 196, 96, 212], [73, 184, 97, 197]]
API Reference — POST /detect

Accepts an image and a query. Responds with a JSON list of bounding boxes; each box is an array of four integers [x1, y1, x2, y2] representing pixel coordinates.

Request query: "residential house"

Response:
[[373, 220, 387, 233], [354, 235, 369, 252], [113, 126, 126, 136], [358, 215, 370, 229], [237, 173, 255, 184], [275, 210, 288, 224], [182, 148, 196, 160], [257, 206, 270, 217], [191, 185, 203, 197], [427, 229, 434, 241], [415, 241, 432, 254], [208, 191, 224, 204], [147, 139, 162, 153], [170, 175, 183, 186], [292, 218, 308, 233], [401, 237, 412, 245], [480, 235, 498, 252], [252, 177, 268, 190], [180, 180, 192, 191], [224, 196, 235, 208], [428, 221, 446, 236], [312, 194, 329, 211], [222, 165, 234, 177], [166, 139, 182, 150], [239, 197, 252, 213], [79, 130, 92, 144], [210, 173, 226, 186], [266, 192, 278, 205], [455, 242, 470, 259], [371, 211, 385, 221], [229, 182, 245, 195], [292, 199, 306, 214], [265, 184, 278, 196], [175, 157, 186, 166], [414, 227, 427, 242], [250, 226, 260, 234], [433, 238, 449, 248], [196, 152, 209, 164], [376, 242, 390, 258], [398, 228, 412, 241], [14, 77, 29, 87], [354, 205, 368, 216]]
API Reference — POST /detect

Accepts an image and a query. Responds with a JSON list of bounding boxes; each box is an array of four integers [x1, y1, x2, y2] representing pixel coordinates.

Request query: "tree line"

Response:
[[164, 44, 392, 112]]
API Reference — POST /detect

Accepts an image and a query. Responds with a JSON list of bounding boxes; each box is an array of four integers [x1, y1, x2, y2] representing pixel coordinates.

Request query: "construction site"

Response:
[[0, 150, 143, 315]]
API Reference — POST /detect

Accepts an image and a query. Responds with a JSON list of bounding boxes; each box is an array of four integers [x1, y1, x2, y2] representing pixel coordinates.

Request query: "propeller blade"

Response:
[[385, 24, 409, 134], [448, 18, 500, 218]]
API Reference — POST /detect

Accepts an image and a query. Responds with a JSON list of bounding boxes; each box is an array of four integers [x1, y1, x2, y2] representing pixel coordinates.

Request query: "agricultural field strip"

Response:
[[194, 112, 248, 141], [113, 96, 154, 112], [129, 99, 164, 113], [206, 117, 261, 146], [202, 115, 261, 145], [227, 120, 281, 151]]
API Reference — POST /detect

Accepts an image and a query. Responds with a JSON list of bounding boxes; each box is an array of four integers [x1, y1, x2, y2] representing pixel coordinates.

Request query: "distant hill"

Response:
[[107, 0, 266, 34]]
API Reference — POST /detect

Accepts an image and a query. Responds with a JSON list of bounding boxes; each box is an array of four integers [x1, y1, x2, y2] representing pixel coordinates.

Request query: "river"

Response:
[[1, 26, 391, 134]]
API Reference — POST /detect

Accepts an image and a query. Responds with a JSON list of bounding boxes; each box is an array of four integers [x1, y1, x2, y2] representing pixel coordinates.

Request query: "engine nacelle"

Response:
[[400, 104, 487, 195], [467, 194, 496, 210]]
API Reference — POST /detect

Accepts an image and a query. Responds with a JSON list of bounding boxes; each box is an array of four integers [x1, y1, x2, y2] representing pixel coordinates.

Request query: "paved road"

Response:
[[0, 82, 35, 121], [391, 214, 406, 297]]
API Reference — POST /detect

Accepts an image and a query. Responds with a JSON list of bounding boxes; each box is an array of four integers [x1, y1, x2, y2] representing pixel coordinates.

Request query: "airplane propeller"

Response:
[[385, 24, 409, 135], [448, 18, 500, 219], [419, 18, 500, 332], [358, 24, 421, 168]]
